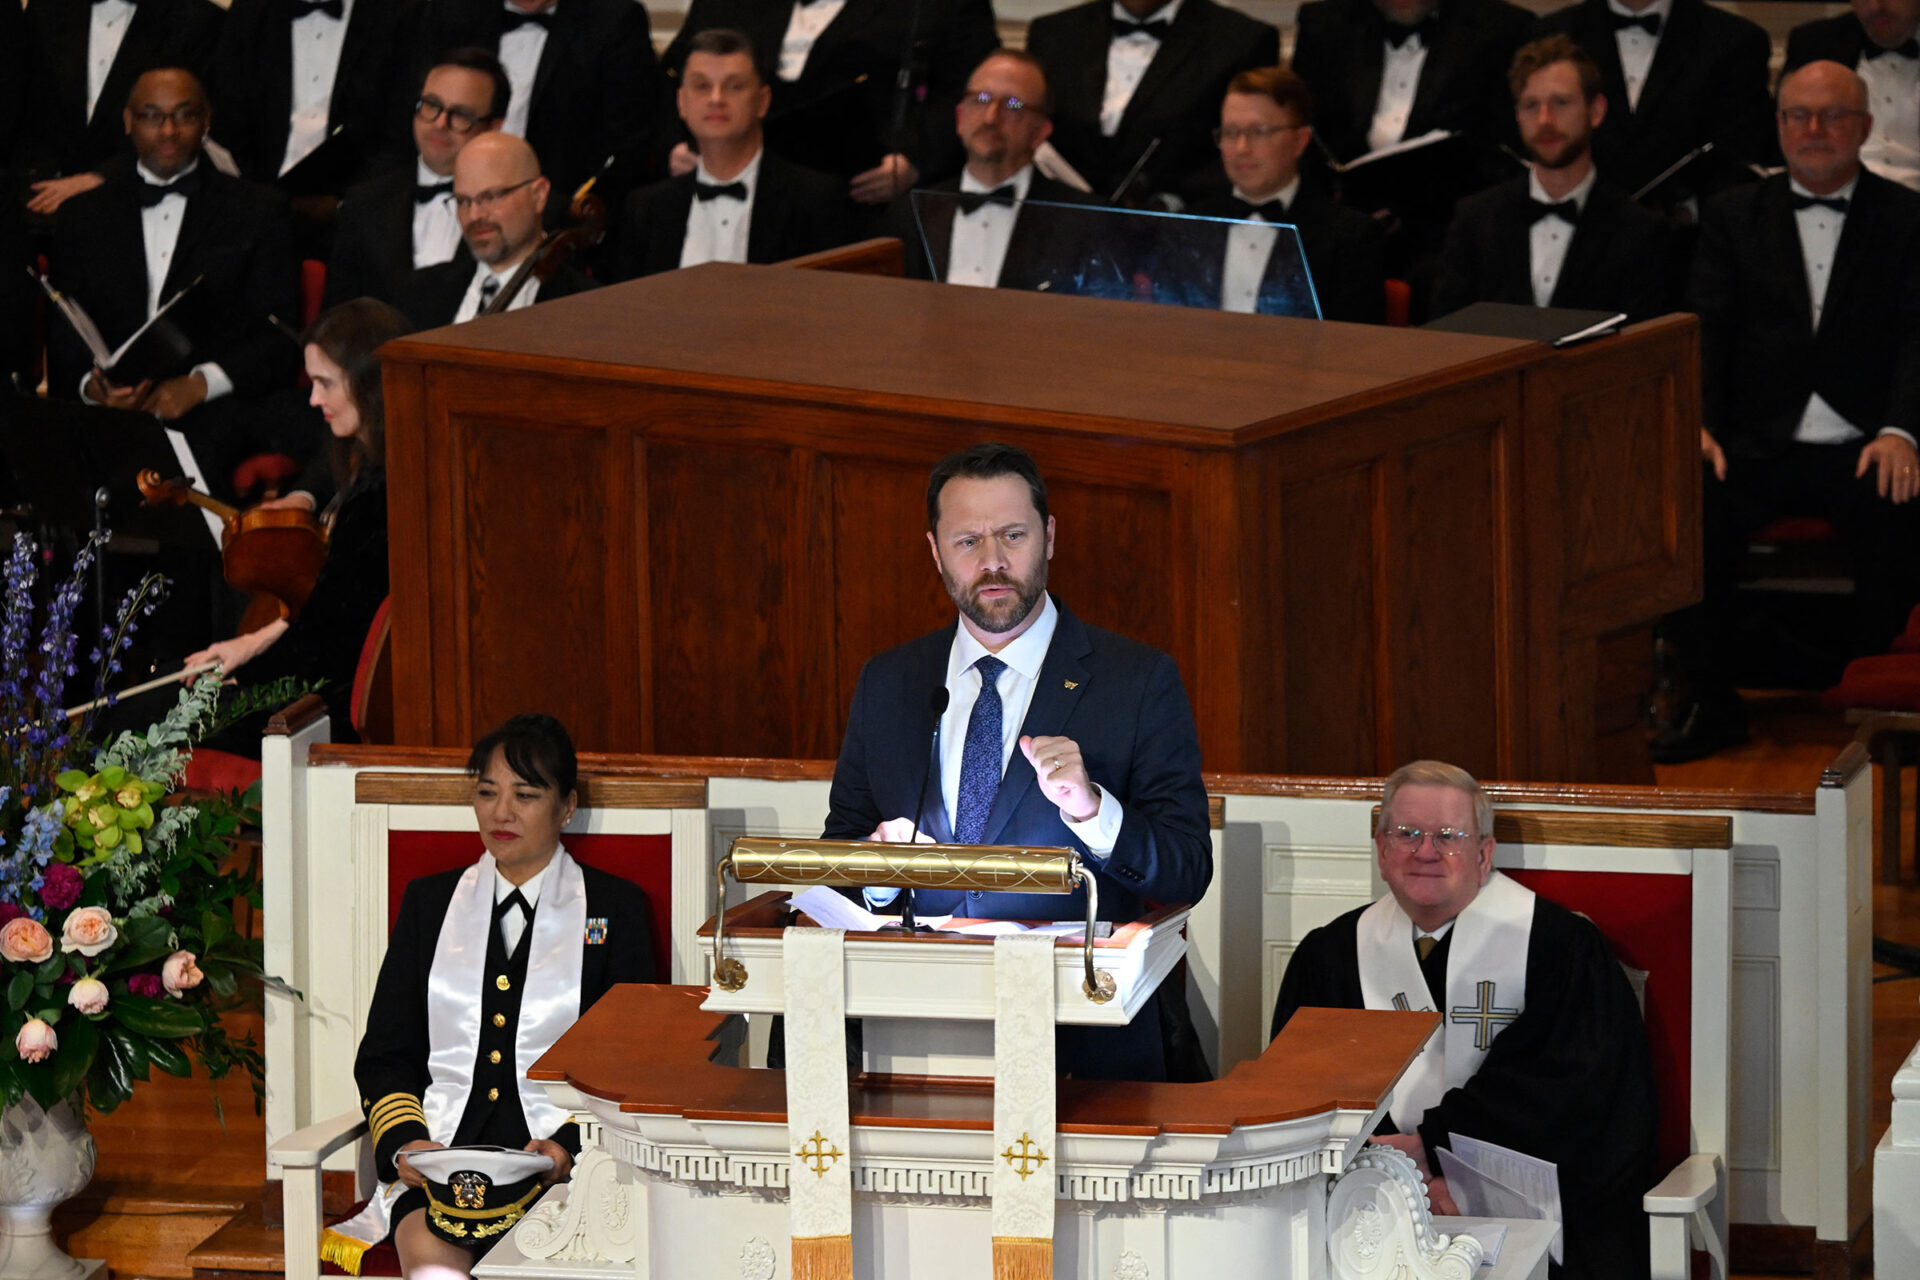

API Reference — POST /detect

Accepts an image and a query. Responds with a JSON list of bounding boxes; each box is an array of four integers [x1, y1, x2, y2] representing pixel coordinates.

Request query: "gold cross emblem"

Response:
[[1001, 1132, 1049, 1180], [795, 1130, 842, 1178], [1449, 979, 1521, 1050]]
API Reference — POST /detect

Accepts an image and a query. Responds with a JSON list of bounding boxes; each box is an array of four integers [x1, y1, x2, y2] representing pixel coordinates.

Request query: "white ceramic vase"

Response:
[[0, 1097, 96, 1280]]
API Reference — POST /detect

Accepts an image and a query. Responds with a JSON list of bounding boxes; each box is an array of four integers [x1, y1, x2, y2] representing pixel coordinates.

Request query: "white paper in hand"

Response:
[[1437, 1135, 1564, 1263]]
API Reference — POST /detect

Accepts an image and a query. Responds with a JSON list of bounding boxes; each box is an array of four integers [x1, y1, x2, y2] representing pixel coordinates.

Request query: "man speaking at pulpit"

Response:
[[823, 442, 1213, 1083], [1270, 760, 1658, 1280]]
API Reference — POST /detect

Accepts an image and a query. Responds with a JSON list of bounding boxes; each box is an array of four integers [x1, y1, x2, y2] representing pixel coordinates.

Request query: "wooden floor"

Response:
[[48, 692, 1920, 1278]]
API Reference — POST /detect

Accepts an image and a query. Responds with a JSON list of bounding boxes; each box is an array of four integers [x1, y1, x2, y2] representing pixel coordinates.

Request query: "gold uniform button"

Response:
[[493, 1013, 507, 1027], [488, 1087, 500, 1101], [496, 975, 511, 991], [489, 1050, 502, 1064]]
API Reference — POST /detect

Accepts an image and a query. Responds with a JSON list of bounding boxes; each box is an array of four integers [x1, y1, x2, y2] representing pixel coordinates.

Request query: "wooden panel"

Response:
[[354, 772, 707, 809], [1559, 374, 1670, 583], [1492, 809, 1731, 850], [1276, 461, 1377, 777]]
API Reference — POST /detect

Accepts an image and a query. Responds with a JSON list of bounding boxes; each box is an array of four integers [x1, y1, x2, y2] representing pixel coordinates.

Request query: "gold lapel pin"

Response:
[[1064, 680, 1079, 690]]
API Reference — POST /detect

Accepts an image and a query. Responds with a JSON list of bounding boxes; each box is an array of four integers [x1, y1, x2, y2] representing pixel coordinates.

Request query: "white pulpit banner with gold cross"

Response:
[[991, 933, 1058, 1280], [783, 927, 852, 1279]]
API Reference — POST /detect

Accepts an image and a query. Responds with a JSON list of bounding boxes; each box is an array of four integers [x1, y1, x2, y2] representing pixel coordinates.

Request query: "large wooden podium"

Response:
[[379, 265, 1700, 781]]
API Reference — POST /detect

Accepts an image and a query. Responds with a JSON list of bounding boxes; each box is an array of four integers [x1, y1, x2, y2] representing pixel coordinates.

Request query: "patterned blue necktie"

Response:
[[953, 655, 1007, 844]]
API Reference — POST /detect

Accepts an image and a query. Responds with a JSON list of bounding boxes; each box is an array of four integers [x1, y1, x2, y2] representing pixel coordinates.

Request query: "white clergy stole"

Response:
[[1357, 871, 1534, 1131]]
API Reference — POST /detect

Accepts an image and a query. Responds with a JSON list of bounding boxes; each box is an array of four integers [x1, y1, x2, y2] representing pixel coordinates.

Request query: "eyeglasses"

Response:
[[1212, 123, 1303, 145], [1779, 106, 1866, 130], [131, 105, 207, 128], [1381, 825, 1478, 855], [416, 95, 491, 135], [961, 90, 1036, 116], [453, 178, 537, 214]]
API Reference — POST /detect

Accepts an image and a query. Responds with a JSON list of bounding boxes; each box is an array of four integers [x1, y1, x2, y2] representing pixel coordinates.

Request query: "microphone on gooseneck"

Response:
[[900, 686, 949, 931]]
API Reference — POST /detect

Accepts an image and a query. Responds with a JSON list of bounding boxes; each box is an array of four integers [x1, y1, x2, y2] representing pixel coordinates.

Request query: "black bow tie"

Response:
[[1608, 9, 1660, 35], [138, 168, 201, 206], [1111, 15, 1170, 39], [1230, 196, 1288, 220], [1529, 196, 1580, 224], [1384, 18, 1436, 48], [694, 180, 748, 202], [415, 180, 452, 204], [1864, 37, 1920, 59], [1791, 192, 1850, 214], [93, 0, 135, 6], [501, 6, 554, 31], [956, 184, 1018, 215], [288, 0, 345, 18], [496, 888, 531, 923]]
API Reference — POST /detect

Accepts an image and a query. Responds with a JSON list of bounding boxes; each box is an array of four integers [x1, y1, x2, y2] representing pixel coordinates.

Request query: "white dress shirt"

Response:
[[412, 160, 463, 268], [494, 858, 554, 954], [79, 162, 232, 407], [281, 0, 353, 176], [1528, 166, 1595, 307], [1607, 0, 1670, 112], [1220, 177, 1298, 314], [1857, 45, 1920, 192], [1368, 32, 1428, 153], [87, 0, 137, 123], [1785, 174, 1899, 445], [498, 3, 553, 138], [777, 0, 849, 82], [454, 259, 544, 322], [946, 165, 1033, 288], [1101, 0, 1182, 137], [680, 149, 763, 268]]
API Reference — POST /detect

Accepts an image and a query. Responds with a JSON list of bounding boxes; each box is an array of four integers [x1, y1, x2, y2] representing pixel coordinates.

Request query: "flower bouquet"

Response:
[[0, 532, 301, 1119]]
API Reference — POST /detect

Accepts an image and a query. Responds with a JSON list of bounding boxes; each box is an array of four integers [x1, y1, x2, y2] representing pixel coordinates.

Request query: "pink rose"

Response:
[[0, 917, 53, 964], [67, 977, 108, 1015], [161, 950, 203, 997], [59, 906, 117, 958], [15, 1018, 56, 1064], [39, 865, 83, 912], [126, 973, 163, 999]]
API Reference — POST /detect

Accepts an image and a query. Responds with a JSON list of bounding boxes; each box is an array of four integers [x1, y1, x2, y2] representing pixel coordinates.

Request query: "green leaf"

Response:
[[144, 1038, 191, 1078], [36, 955, 66, 984], [202, 965, 237, 1000], [7, 971, 30, 1012], [88, 1031, 134, 1113], [108, 995, 204, 1039], [50, 1016, 98, 1100]]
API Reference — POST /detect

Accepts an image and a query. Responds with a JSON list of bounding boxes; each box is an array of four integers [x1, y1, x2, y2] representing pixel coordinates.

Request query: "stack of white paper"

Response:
[[1436, 1134, 1563, 1263]]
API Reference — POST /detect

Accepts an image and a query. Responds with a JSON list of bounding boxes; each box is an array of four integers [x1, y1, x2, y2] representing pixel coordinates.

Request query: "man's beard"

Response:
[[944, 564, 1047, 635], [1528, 131, 1590, 171]]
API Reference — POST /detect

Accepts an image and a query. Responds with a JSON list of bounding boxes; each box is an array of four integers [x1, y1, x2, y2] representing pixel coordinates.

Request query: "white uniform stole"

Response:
[[1357, 871, 1534, 1132]]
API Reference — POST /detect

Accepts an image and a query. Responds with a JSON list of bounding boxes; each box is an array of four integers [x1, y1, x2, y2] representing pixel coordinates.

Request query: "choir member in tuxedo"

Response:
[[1, 0, 27, 171], [1188, 68, 1386, 323], [1431, 36, 1669, 322], [1658, 61, 1920, 762], [393, 132, 596, 329], [1290, 0, 1532, 276], [47, 69, 300, 485], [1022, 0, 1279, 207], [1532, 0, 1773, 209], [418, 0, 661, 228], [826, 443, 1212, 1082], [324, 48, 507, 309], [1272, 761, 1656, 1280], [1787, 0, 1920, 191], [906, 50, 1102, 291], [206, 0, 422, 251], [660, 0, 999, 208], [613, 29, 849, 280], [21, 0, 224, 216], [349, 714, 655, 1278]]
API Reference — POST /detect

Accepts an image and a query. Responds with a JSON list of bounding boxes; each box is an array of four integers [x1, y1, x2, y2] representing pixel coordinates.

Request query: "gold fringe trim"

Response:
[[318, 1228, 371, 1277], [992, 1236, 1053, 1280], [790, 1233, 853, 1280]]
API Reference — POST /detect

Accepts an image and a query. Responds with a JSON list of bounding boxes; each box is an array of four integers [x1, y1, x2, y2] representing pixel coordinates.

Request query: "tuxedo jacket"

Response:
[[354, 859, 656, 1181], [1189, 183, 1388, 323], [661, 0, 999, 185], [391, 256, 598, 332], [22, 0, 225, 176], [1024, 0, 1279, 206], [1291, 0, 1533, 168], [906, 173, 1104, 290], [612, 151, 851, 280], [1688, 169, 1920, 459], [47, 155, 300, 400], [325, 167, 472, 309], [421, 0, 660, 218], [1533, 0, 1774, 202], [207, 0, 421, 196], [1431, 174, 1671, 321], [0, 0, 23, 168]]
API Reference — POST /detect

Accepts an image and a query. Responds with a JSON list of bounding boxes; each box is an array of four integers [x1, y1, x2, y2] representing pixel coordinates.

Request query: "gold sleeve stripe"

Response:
[[368, 1093, 427, 1143], [371, 1109, 427, 1146]]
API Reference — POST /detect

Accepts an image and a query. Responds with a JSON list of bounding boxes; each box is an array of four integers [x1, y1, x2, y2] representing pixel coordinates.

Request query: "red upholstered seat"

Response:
[[321, 1208, 396, 1277], [1748, 516, 1838, 546], [302, 260, 328, 330], [231, 452, 302, 502], [182, 748, 266, 795], [1890, 605, 1920, 655], [1384, 278, 1411, 328], [1826, 652, 1920, 712]]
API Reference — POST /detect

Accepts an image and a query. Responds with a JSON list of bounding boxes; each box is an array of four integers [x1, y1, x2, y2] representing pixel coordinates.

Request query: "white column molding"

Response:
[[1325, 1146, 1483, 1280]]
